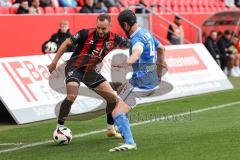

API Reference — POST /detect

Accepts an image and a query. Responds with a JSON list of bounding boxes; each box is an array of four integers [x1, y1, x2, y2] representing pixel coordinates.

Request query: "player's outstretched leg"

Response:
[[56, 82, 79, 128], [93, 81, 136, 151], [109, 100, 137, 152]]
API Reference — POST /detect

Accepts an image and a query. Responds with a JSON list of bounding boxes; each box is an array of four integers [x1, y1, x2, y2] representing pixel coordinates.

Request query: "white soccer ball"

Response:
[[45, 41, 58, 53], [53, 127, 72, 145]]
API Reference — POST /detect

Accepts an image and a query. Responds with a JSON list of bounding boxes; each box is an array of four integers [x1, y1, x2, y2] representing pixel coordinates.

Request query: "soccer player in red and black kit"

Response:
[[48, 14, 130, 140]]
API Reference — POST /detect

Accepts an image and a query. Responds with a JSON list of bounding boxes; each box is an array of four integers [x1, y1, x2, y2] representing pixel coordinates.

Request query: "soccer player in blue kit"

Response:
[[109, 9, 166, 152]]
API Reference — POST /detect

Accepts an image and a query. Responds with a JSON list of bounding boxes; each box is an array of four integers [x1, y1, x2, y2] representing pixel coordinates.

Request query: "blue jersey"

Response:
[[129, 27, 161, 89]]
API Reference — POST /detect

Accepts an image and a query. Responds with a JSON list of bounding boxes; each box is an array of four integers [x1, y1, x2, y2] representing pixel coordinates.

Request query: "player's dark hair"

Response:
[[118, 9, 136, 27], [97, 14, 111, 23], [118, 10, 137, 38]]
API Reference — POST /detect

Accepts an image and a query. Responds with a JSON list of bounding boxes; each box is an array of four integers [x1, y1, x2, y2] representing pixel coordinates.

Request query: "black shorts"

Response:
[[65, 66, 106, 89]]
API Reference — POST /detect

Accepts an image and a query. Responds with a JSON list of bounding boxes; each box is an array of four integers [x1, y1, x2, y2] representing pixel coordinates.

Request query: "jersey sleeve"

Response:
[[70, 29, 88, 45], [130, 37, 145, 55], [131, 37, 144, 48]]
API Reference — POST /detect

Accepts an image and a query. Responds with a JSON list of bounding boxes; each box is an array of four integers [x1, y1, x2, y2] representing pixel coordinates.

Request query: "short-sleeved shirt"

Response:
[[67, 28, 129, 72], [129, 27, 161, 89]]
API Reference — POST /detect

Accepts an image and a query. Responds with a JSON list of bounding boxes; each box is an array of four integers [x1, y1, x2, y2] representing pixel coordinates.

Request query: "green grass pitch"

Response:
[[0, 77, 239, 160]]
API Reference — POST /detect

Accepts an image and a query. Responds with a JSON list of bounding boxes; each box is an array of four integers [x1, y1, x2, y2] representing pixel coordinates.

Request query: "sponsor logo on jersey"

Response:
[[68, 71, 74, 76], [105, 41, 113, 50]]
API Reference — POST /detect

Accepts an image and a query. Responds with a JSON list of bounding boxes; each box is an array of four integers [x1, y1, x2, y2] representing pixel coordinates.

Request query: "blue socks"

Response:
[[113, 113, 135, 144]]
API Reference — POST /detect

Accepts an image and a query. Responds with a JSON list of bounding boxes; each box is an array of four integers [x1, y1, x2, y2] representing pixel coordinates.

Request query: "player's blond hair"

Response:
[[60, 20, 69, 26]]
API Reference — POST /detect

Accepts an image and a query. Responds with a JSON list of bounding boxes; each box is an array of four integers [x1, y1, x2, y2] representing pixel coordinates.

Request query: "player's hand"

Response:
[[47, 62, 57, 73], [161, 61, 168, 70], [157, 61, 168, 82]]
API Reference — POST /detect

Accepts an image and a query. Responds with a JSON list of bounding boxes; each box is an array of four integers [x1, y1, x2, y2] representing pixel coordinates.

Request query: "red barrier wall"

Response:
[[0, 13, 210, 58], [0, 14, 125, 57]]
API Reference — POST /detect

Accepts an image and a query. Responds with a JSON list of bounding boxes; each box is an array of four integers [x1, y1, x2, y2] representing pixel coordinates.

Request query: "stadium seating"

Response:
[[78, 0, 84, 6], [9, 7, 18, 14], [108, 7, 119, 13], [54, 7, 65, 14], [44, 7, 55, 14], [0, 7, 10, 14], [75, 7, 82, 13], [65, 7, 76, 14], [0, 0, 239, 14], [37, 7, 44, 14], [120, 0, 240, 13]]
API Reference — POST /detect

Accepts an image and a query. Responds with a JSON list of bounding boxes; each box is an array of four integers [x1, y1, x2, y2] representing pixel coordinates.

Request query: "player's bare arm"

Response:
[[126, 44, 143, 65], [113, 43, 143, 67], [156, 45, 167, 79], [47, 38, 73, 73]]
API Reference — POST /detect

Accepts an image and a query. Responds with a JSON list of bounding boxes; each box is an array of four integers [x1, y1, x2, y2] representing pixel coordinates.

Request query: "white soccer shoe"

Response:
[[106, 126, 122, 139], [230, 68, 240, 77], [109, 143, 137, 152]]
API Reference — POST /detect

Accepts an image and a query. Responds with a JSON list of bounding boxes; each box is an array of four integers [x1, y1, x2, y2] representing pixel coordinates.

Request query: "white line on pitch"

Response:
[[0, 101, 239, 154], [0, 143, 23, 146]]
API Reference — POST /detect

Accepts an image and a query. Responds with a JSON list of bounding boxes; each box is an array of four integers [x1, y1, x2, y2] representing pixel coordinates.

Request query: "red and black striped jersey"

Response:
[[67, 28, 129, 71]]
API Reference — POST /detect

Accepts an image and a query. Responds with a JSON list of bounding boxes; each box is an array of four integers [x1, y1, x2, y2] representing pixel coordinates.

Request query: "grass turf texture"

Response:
[[0, 78, 239, 160]]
